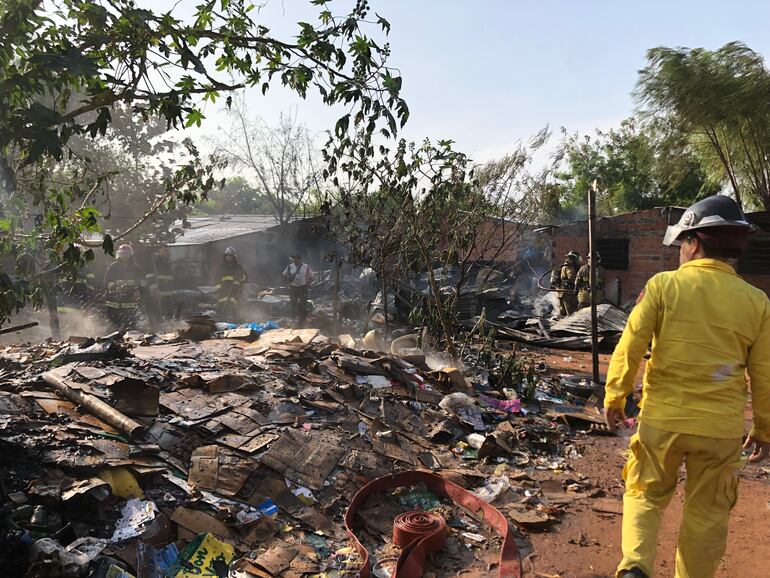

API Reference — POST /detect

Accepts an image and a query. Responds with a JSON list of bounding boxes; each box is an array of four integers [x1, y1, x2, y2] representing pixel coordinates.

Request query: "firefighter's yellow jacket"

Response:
[[605, 258, 770, 442]]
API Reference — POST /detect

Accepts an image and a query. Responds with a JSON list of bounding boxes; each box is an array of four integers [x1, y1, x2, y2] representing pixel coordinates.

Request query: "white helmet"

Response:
[[224, 247, 237, 256], [116, 244, 134, 258]]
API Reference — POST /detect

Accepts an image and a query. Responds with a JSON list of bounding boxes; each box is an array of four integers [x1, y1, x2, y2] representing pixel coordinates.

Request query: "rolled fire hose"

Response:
[[344, 470, 522, 578], [392, 511, 447, 549]]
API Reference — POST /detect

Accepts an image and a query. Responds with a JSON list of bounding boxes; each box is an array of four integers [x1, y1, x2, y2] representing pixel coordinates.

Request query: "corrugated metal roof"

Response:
[[550, 303, 629, 335], [170, 215, 280, 246]]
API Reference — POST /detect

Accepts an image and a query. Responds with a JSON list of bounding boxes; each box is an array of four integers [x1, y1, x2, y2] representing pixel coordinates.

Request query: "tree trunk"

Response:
[[414, 235, 458, 360]]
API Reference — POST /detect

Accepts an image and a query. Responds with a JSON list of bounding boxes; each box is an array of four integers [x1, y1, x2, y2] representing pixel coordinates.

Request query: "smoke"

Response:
[[59, 312, 113, 340], [0, 310, 113, 345], [533, 292, 558, 318]]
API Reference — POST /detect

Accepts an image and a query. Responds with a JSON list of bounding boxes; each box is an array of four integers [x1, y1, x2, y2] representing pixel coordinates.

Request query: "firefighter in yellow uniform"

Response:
[[550, 251, 580, 316], [576, 251, 605, 308], [604, 195, 770, 578]]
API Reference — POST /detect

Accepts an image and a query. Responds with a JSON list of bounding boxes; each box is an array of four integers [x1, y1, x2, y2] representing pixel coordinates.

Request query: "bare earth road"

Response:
[[525, 433, 770, 578], [520, 348, 770, 578]]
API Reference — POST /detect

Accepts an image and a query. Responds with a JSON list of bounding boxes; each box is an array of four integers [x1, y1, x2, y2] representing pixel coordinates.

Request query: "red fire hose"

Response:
[[344, 470, 522, 578]]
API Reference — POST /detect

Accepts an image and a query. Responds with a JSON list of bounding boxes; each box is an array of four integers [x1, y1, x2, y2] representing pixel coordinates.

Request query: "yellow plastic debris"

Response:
[[169, 533, 235, 578], [99, 467, 144, 499]]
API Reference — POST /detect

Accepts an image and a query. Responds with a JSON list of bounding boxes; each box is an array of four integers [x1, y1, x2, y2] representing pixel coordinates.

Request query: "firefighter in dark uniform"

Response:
[[146, 245, 178, 319], [103, 244, 145, 330], [550, 250, 581, 316], [576, 251, 606, 309], [216, 247, 247, 321], [57, 266, 98, 318]]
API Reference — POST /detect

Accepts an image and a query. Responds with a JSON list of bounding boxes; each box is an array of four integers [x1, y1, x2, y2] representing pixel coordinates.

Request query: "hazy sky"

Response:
[[151, 1, 770, 162]]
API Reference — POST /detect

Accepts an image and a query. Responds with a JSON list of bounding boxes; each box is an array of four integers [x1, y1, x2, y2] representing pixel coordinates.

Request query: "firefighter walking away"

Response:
[[604, 195, 770, 578]]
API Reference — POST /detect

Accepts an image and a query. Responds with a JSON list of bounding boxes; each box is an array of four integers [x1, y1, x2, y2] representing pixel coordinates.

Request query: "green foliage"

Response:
[[0, 0, 406, 324], [329, 136, 541, 356], [547, 118, 717, 218], [636, 42, 770, 210], [194, 177, 274, 214]]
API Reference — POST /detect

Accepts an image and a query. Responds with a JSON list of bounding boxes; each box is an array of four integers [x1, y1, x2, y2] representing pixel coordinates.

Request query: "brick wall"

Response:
[[549, 208, 770, 303]]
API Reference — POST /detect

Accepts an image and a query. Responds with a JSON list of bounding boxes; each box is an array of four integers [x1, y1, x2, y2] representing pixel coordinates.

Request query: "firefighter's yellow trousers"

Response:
[[616, 422, 743, 578]]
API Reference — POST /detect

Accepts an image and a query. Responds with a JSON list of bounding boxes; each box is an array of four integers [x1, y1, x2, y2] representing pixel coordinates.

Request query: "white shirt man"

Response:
[[282, 255, 314, 325], [282, 258, 314, 287]]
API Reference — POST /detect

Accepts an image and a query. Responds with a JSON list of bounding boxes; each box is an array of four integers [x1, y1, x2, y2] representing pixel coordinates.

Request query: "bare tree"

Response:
[[215, 96, 322, 225], [330, 134, 545, 359]]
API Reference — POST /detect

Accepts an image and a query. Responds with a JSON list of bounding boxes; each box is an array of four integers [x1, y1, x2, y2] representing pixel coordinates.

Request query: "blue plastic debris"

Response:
[[240, 320, 280, 333], [148, 543, 179, 578], [257, 498, 278, 516], [220, 320, 280, 334]]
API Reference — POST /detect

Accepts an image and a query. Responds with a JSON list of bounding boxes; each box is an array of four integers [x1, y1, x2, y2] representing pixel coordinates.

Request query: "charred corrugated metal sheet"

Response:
[[550, 303, 628, 335]]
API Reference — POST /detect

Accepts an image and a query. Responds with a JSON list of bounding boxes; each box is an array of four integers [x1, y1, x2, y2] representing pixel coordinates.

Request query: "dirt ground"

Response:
[[519, 348, 770, 578]]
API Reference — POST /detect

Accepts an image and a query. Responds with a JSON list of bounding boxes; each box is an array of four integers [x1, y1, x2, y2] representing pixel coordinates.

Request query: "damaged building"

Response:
[[545, 207, 770, 304], [168, 214, 334, 287]]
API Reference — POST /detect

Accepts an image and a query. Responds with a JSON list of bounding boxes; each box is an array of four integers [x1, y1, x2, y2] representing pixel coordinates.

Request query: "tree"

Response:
[[58, 102, 199, 245], [330, 135, 543, 358], [215, 98, 322, 225], [636, 42, 770, 210], [0, 0, 407, 324], [194, 176, 274, 215], [549, 118, 716, 218]]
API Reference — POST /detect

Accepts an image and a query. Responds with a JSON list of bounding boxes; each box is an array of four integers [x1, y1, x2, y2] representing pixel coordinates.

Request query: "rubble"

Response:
[[471, 303, 629, 351], [0, 325, 607, 577]]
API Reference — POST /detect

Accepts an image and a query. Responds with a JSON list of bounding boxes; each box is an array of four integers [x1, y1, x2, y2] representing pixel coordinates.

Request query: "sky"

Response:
[[147, 0, 770, 164]]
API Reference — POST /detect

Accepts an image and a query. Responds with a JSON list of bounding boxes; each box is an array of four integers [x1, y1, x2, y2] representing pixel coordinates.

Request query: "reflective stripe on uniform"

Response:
[[105, 301, 139, 309], [108, 280, 138, 289], [221, 275, 235, 281], [218, 297, 237, 303]]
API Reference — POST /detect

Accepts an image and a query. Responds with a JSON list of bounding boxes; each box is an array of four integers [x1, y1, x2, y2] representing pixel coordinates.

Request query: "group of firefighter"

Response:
[[549, 249, 606, 316], [57, 243, 315, 331], [57, 243, 189, 331]]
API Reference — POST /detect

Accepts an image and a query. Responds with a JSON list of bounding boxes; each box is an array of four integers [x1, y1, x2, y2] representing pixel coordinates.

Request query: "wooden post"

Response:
[[588, 181, 600, 386], [46, 289, 61, 341], [334, 260, 340, 336], [381, 261, 390, 339]]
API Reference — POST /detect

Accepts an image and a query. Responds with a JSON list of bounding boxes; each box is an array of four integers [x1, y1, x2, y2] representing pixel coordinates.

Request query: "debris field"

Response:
[[0, 323, 626, 578]]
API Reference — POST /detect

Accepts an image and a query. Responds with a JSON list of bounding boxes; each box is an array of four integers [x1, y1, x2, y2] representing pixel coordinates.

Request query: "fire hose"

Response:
[[536, 265, 575, 294], [344, 470, 522, 578]]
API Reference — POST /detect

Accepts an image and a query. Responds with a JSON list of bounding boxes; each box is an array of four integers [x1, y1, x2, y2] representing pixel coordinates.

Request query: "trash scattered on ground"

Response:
[[0, 325, 606, 576]]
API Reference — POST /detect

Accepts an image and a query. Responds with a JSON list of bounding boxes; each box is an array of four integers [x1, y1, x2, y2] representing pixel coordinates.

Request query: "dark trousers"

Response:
[[289, 285, 308, 323], [105, 306, 138, 331]]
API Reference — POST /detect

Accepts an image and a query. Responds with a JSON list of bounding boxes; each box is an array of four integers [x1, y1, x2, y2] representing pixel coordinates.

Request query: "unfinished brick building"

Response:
[[544, 207, 770, 304]]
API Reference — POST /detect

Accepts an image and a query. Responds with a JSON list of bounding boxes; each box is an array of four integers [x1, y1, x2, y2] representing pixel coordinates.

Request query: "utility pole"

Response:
[[588, 181, 600, 386]]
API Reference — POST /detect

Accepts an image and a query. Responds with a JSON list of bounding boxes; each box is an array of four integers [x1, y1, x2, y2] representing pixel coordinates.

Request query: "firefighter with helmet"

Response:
[[146, 245, 178, 319], [550, 250, 581, 316], [604, 195, 770, 578], [216, 247, 247, 320], [576, 251, 605, 309], [103, 244, 145, 330]]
